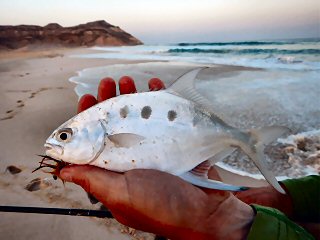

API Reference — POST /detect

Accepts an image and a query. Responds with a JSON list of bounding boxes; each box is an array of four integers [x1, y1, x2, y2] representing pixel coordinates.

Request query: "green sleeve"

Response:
[[281, 175, 320, 222], [247, 205, 315, 240]]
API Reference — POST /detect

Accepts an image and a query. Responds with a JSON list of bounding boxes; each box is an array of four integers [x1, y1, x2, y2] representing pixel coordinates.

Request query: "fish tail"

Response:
[[239, 126, 290, 194]]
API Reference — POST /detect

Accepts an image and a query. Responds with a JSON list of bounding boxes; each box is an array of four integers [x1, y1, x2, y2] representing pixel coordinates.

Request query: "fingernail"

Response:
[[98, 77, 116, 102], [60, 168, 73, 182], [119, 76, 137, 94]]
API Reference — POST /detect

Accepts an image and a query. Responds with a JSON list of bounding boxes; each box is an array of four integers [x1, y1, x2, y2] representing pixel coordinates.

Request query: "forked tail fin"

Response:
[[245, 126, 290, 194]]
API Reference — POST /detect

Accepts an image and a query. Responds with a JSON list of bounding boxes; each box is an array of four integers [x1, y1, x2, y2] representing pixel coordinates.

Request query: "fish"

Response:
[[44, 68, 288, 193]]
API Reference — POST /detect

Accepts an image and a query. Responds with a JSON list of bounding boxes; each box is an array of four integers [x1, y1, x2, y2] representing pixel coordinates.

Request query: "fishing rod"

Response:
[[0, 205, 113, 218], [0, 206, 167, 239]]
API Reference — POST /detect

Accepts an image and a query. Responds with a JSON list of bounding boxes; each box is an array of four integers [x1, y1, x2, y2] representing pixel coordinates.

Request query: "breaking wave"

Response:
[[168, 48, 320, 55], [177, 39, 319, 46]]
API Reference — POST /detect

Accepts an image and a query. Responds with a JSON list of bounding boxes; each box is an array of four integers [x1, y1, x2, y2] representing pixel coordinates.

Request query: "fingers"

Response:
[[79, 75, 165, 113], [97, 77, 116, 102], [77, 94, 98, 113], [78, 77, 116, 113], [148, 78, 166, 91], [60, 165, 129, 206], [119, 76, 137, 94]]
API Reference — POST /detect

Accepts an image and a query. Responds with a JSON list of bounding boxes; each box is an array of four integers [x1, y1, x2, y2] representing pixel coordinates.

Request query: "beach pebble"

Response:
[[25, 177, 52, 191], [6, 165, 22, 175]]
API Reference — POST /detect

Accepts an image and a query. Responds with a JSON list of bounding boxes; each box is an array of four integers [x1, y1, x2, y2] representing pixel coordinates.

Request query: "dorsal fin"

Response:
[[167, 67, 207, 94], [167, 67, 228, 126]]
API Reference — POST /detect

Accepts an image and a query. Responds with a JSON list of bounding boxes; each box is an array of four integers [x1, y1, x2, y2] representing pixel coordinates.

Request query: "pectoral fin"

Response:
[[107, 133, 145, 148], [180, 171, 249, 191]]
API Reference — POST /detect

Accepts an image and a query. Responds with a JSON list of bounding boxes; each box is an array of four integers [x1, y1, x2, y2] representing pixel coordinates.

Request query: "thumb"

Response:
[[60, 165, 129, 206]]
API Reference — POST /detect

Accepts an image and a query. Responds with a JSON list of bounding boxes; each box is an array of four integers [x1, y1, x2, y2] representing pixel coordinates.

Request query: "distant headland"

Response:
[[0, 20, 143, 50]]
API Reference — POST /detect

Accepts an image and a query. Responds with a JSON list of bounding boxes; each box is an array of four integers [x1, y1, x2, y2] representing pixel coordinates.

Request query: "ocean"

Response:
[[69, 38, 320, 178], [83, 38, 320, 70]]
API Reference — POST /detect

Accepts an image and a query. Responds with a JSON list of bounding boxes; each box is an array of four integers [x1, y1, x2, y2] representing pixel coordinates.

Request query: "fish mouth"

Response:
[[44, 143, 63, 155], [33, 154, 69, 179]]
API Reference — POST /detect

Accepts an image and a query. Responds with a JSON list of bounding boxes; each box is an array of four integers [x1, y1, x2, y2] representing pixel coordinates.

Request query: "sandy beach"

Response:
[[0, 46, 319, 239]]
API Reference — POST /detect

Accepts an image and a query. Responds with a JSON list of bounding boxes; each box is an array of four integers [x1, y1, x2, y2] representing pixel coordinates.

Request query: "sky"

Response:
[[0, 0, 319, 44]]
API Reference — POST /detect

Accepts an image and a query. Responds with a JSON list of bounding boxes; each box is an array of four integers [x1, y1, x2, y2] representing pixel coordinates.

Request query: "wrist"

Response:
[[176, 195, 254, 240], [214, 195, 255, 240], [271, 183, 294, 217]]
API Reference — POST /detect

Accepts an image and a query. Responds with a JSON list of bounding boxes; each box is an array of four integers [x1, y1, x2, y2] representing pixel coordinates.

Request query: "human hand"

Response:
[[60, 166, 254, 240], [60, 76, 254, 239]]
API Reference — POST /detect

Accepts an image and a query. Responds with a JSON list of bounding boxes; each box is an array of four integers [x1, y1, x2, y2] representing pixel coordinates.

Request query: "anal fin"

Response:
[[190, 160, 211, 177], [179, 172, 249, 191]]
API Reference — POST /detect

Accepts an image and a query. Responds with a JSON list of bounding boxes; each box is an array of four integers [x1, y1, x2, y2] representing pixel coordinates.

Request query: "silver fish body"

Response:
[[45, 68, 288, 193], [79, 91, 235, 174]]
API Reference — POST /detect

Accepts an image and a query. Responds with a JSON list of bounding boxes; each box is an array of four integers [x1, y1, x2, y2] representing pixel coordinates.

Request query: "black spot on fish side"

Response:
[[120, 106, 129, 118], [167, 110, 177, 121], [141, 106, 152, 119]]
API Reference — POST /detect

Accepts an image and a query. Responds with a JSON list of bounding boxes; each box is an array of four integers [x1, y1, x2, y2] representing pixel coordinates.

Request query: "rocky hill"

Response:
[[0, 20, 142, 50]]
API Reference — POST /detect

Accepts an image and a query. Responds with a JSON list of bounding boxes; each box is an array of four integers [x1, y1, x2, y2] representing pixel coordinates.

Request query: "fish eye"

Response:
[[56, 128, 73, 142], [59, 132, 68, 140]]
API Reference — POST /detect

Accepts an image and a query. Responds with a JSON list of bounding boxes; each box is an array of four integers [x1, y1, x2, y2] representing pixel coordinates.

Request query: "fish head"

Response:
[[44, 119, 106, 164]]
